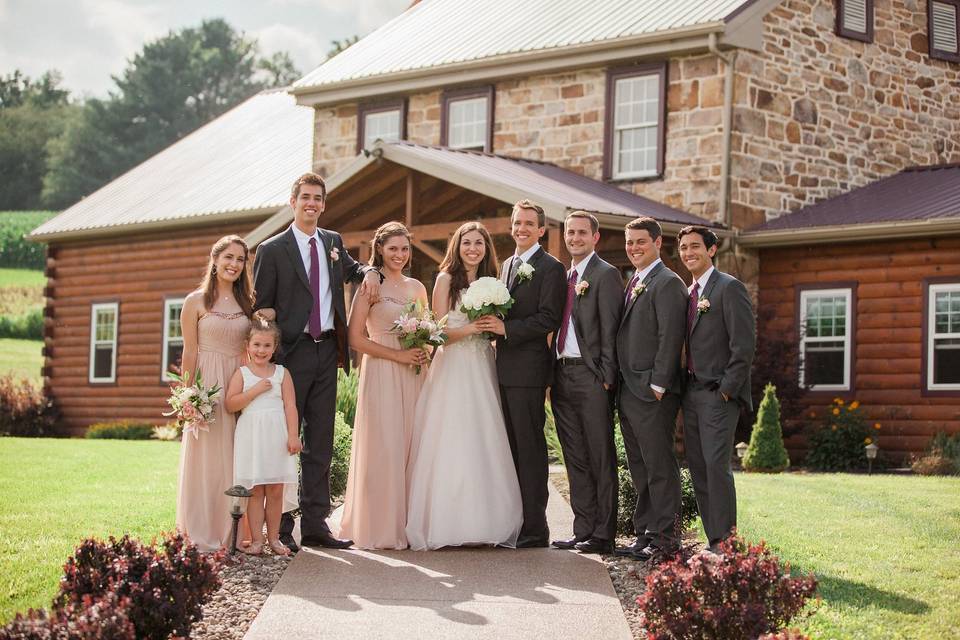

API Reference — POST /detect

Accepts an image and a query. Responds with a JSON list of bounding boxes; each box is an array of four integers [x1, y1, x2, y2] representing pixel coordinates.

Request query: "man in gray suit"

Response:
[[549, 211, 623, 555], [677, 225, 755, 552], [614, 217, 688, 560]]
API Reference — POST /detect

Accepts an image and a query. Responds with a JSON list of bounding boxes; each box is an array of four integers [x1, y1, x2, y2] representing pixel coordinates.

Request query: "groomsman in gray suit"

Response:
[[677, 225, 755, 552], [549, 212, 623, 555], [614, 217, 688, 560]]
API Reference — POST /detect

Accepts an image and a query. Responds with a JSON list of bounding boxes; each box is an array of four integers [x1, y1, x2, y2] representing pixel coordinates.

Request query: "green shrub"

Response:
[[0, 375, 57, 437], [329, 410, 352, 498], [0, 309, 43, 339], [0, 212, 54, 269], [911, 432, 960, 476], [743, 383, 791, 473], [543, 402, 564, 465], [617, 465, 698, 537], [336, 368, 358, 428], [85, 421, 155, 440], [927, 431, 960, 470], [805, 398, 871, 471]]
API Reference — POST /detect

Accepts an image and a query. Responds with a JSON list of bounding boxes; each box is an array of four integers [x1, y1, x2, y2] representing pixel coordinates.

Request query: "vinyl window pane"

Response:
[[363, 109, 401, 149], [448, 97, 488, 149], [933, 338, 960, 384], [612, 74, 660, 178]]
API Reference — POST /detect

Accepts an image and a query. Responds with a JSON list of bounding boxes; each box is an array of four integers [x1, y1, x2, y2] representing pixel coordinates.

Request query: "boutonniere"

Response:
[[575, 280, 589, 297], [697, 297, 711, 315], [632, 282, 646, 298], [329, 247, 340, 262], [516, 263, 534, 283]]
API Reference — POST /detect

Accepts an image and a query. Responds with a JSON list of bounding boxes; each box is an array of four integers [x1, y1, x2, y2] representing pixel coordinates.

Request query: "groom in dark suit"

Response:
[[677, 225, 755, 553], [549, 212, 622, 554], [254, 172, 380, 551], [479, 199, 565, 548], [615, 217, 688, 561]]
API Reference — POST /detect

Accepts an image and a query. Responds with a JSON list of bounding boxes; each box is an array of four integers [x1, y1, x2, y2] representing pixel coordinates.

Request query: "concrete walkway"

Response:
[[244, 480, 632, 639]]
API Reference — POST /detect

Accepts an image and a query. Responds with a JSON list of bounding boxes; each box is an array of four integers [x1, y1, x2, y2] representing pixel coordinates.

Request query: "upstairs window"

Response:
[[930, 0, 960, 62], [799, 288, 853, 391], [441, 86, 494, 152], [604, 63, 666, 181], [162, 298, 185, 381], [89, 302, 118, 383], [926, 282, 960, 391], [357, 100, 406, 152], [837, 0, 873, 42]]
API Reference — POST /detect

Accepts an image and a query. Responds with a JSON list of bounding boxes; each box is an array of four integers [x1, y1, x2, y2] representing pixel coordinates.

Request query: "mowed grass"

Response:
[[0, 339, 43, 382], [0, 438, 180, 622], [732, 473, 960, 639], [0, 269, 45, 289]]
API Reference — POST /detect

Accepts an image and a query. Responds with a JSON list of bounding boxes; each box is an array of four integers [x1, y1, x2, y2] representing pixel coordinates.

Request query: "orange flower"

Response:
[[831, 424, 838, 431], [864, 437, 873, 445], [832, 407, 840, 415], [809, 411, 816, 418], [850, 401, 860, 410], [833, 397, 842, 404], [874, 423, 881, 430]]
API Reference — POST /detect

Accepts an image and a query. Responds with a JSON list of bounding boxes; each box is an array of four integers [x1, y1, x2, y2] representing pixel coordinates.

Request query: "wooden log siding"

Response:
[[758, 236, 960, 461], [45, 220, 267, 435]]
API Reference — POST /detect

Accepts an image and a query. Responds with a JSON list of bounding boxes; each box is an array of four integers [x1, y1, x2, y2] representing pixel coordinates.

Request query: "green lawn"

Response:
[[0, 438, 180, 622], [0, 269, 45, 288], [0, 339, 43, 382], [732, 473, 960, 640]]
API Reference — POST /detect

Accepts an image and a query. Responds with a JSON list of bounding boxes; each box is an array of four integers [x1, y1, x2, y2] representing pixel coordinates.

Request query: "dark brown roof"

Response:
[[749, 164, 960, 232]]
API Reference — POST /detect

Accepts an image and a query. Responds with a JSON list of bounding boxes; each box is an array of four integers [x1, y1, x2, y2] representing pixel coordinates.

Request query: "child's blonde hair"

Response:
[[247, 313, 281, 346]]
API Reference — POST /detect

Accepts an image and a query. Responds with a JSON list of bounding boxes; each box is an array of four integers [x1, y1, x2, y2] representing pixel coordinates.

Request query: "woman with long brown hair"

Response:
[[175, 235, 255, 552], [405, 221, 523, 550]]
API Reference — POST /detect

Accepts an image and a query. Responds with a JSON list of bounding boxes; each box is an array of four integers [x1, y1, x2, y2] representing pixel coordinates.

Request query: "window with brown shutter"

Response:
[[440, 86, 495, 152], [837, 0, 873, 42], [603, 63, 667, 181], [356, 99, 407, 153], [930, 0, 960, 62]]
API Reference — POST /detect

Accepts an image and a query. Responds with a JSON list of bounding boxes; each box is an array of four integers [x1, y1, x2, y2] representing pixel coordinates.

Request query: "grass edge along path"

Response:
[[0, 438, 180, 623]]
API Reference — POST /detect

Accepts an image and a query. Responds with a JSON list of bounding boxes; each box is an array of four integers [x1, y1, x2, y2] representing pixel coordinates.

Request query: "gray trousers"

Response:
[[681, 383, 740, 545], [618, 384, 682, 549], [551, 362, 618, 542]]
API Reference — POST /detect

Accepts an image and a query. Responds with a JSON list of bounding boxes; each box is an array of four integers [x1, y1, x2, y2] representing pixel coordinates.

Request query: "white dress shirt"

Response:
[[513, 242, 541, 266], [290, 223, 334, 332], [689, 265, 715, 294], [557, 251, 595, 359], [631, 258, 666, 395]]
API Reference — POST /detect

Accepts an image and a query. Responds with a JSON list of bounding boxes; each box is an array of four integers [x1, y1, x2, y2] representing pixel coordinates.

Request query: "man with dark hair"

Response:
[[677, 224, 755, 553], [615, 216, 688, 561], [254, 172, 380, 552], [549, 211, 622, 554]]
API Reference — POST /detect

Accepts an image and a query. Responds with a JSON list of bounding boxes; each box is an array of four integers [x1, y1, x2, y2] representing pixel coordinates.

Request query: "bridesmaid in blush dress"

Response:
[[338, 222, 428, 550], [175, 235, 254, 552]]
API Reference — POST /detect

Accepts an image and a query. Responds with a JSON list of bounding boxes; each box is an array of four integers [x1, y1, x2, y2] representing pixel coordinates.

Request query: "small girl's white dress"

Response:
[[233, 365, 298, 511]]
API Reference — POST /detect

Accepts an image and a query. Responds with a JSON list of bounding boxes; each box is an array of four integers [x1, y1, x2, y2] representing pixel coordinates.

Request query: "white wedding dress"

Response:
[[405, 304, 523, 550]]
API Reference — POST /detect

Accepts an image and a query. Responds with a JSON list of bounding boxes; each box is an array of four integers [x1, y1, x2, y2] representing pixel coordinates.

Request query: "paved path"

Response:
[[244, 480, 632, 639]]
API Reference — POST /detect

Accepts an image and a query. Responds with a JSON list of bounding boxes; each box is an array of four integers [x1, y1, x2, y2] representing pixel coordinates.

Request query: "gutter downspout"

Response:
[[709, 33, 737, 246]]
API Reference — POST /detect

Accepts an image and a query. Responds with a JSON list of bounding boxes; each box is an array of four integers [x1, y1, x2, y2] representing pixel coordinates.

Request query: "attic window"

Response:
[[837, 0, 873, 42], [441, 86, 494, 152], [930, 0, 960, 62], [357, 100, 407, 152]]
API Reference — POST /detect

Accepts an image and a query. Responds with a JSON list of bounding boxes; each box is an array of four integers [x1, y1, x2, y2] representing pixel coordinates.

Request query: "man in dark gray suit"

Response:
[[677, 225, 755, 553], [615, 217, 688, 561], [549, 211, 623, 555], [254, 172, 380, 551]]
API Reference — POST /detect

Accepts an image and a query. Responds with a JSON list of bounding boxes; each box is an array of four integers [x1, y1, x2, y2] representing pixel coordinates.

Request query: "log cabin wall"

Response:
[[45, 219, 267, 436], [758, 236, 960, 461]]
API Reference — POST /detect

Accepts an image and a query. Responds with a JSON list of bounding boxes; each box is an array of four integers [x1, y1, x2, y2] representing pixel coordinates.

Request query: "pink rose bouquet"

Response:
[[391, 301, 447, 374], [164, 370, 221, 439]]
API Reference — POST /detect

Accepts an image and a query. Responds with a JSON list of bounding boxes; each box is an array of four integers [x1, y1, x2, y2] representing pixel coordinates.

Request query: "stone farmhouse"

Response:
[[31, 0, 960, 459]]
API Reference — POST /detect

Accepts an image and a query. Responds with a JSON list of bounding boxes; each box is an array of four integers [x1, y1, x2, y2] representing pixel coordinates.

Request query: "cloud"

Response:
[[252, 23, 323, 76], [80, 0, 166, 59]]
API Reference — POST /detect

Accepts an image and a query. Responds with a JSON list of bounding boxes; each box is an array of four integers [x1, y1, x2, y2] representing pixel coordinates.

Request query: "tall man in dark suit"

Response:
[[478, 199, 566, 548], [677, 225, 755, 553], [254, 172, 380, 551], [615, 217, 688, 560], [549, 211, 622, 555]]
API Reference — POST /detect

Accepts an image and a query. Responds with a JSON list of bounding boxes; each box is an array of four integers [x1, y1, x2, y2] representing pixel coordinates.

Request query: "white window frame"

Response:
[[799, 288, 852, 391], [446, 96, 489, 150], [362, 109, 402, 149], [611, 73, 662, 180], [162, 297, 185, 382], [88, 302, 119, 383], [927, 282, 960, 391]]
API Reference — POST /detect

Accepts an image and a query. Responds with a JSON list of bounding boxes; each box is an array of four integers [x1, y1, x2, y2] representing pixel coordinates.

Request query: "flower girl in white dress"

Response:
[[405, 222, 523, 550], [225, 316, 301, 556]]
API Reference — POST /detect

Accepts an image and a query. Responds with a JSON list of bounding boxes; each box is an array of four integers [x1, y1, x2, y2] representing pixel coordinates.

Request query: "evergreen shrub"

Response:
[[743, 383, 791, 473]]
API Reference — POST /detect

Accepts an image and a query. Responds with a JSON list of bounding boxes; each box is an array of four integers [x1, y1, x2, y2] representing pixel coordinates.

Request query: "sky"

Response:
[[0, 0, 411, 98]]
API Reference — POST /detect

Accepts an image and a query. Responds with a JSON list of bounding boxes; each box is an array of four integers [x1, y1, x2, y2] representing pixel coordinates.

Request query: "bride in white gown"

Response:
[[405, 222, 523, 550]]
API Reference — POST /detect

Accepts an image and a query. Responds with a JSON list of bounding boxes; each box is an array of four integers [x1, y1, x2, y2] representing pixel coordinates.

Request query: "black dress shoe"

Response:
[[614, 538, 650, 557], [633, 544, 678, 562], [516, 535, 550, 548], [300, 533, 353, 549], [574, 538, 613, 555], [551, 536, 588, 549], [279, 535, 300, 554]]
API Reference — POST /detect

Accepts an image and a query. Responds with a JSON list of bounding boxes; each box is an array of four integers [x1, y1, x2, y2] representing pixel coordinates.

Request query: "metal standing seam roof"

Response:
[[748, 165, 960, 232], [293, 0, 759, 92], [29, 88, 314, 241]]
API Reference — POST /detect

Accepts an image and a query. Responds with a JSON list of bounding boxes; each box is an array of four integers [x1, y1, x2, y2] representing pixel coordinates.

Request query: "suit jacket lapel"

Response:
[[283, 228, 311, 291], [622, 261, 665, 324], [690, 269, 720, 336], [510, 246, 544, 294], [572, 253, 598, 316]]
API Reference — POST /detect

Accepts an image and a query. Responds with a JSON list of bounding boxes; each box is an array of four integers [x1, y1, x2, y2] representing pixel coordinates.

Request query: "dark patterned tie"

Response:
[[507, 256, 519, 288], [308, 237, 323, 338], [686, 281, 700, 374], [557, 269, 578, 353], [624, 272, 640, 306]]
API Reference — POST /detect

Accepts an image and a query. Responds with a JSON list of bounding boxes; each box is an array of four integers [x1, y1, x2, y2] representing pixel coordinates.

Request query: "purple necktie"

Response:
[[624, 272, 640, 306], [686, 282, 700, 374], [557, 269, 578, 353], [308, 237, 323, 338]]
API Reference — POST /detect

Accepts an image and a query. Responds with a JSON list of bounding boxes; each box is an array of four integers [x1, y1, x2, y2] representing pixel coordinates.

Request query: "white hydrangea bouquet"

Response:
[[392, 300, 448, 374], [460, 276, 515, 338], [164, 370, 221, 440]]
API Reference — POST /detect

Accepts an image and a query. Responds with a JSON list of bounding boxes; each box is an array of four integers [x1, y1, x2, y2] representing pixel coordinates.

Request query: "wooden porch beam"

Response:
[[341, 216, 513, 247], [411, 238, 445, 264], [405, 171, 416, 228]]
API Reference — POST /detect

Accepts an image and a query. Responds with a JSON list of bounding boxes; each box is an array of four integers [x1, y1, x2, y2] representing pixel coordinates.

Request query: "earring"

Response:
[[212, 266, 217, 275]]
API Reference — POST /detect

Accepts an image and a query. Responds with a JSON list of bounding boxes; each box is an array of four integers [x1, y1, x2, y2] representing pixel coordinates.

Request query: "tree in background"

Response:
[[41, 18, 300, 209], [743, 383, 791, 473], [327, 35, 360, 59]]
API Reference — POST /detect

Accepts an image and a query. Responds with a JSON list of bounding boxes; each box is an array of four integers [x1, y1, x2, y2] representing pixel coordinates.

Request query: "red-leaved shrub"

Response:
[[55, 533, 223, 640], [0, 375, 57, 437], [760, 630, 811, 640], [637, 535, 818, 640], [0, 591, 135, 640]]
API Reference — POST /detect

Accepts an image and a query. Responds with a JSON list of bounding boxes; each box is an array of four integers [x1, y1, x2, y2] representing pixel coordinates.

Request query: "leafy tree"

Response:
[[743, 383, 791, 473], [327, 35, 360, 59], [257, 51, 301, 87], [0, 70, 70, 109]]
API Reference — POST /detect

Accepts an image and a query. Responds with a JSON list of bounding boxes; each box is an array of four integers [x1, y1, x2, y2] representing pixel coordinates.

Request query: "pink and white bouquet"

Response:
[[392, 301, 447, 374], [164, 370, 221, 439], [460, 276, 515, 339]]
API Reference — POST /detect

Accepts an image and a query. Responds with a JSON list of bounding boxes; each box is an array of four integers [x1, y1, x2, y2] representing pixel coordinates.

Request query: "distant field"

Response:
[[0, 338, 43, 382], [0, 268, 45, 288]]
